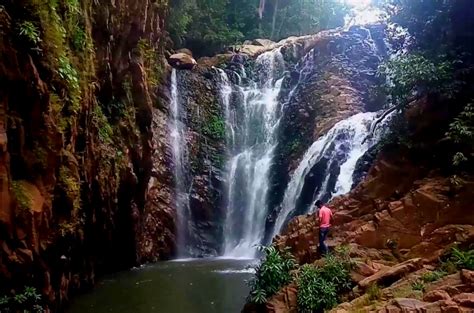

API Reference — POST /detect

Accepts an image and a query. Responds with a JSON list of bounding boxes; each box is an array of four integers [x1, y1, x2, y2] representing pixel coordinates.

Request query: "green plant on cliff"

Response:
[[57, 55, 81, 113], [296, 251, 352, 312], [58, 165, 81, 213], [18, 20, 41, 45], [0, 286, 43, 313], [11, 181, 32, 213], [203, 114, 226, 140], [137, 38, 164, 88], [446, 102, 474, 167], [92, 105, 113, 144], [248, 246, 296, 304]]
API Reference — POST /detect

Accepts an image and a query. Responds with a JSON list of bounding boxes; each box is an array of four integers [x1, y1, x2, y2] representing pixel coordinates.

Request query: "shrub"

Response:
[[18, 21, 41, 45], [248, 246, 296, 304], [449, 246, 474, 270], [411, 280, 425, 292], [0, 286, 43, 313], [297, 264, 337, 312], [297, 252, 352, 313], [421, 270, 447, 283]]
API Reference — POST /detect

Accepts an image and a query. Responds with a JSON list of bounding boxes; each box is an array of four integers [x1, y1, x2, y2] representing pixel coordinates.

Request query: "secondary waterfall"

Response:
[[272, 112, 381, 237], [169, 69, 191, 257], [220, 50, 285, 257]]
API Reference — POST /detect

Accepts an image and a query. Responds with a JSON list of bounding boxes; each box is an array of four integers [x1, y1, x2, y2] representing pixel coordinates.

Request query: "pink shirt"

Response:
[[319, 206, 332, 228]]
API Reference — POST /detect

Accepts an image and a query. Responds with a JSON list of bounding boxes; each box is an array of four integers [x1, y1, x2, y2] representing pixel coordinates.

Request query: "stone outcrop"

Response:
[[266, 94, 474, 313], [169, 53, 197, 70]]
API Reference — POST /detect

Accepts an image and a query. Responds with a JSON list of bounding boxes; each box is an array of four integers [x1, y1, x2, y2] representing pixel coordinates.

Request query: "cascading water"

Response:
[[169, 69, 191, 257], [220, 50, 285, 257], [272, 112, 382, 237]]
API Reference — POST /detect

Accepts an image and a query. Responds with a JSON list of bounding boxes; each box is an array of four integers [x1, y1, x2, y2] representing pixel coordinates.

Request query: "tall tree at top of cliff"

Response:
[[168, 0, 348, 56], [375, 0, 474, 172]]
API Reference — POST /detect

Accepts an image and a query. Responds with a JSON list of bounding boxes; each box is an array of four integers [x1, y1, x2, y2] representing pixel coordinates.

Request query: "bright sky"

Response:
[[342, 0, 385, 26], [345, 0, 373, 8]]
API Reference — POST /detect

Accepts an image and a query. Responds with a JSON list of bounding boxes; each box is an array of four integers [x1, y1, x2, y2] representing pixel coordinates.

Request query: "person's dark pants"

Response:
[[319, 227, 330, 255]]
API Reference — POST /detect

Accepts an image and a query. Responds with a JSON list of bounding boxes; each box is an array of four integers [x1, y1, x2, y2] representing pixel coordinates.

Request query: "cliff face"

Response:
[[0, 0, 174, 309], [266, 25, 388, 238], [268, 97, 474, 312]]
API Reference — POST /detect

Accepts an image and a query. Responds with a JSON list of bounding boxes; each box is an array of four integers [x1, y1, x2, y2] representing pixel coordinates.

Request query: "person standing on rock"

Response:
[[315, 200, 332, 255]]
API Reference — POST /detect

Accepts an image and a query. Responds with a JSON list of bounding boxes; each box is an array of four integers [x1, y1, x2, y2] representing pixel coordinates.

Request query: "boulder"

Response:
[[452, 293, 474, 308], [176, 48, 193, 56], [424, 290, 451, 302], [168, 53, 197, 70], [461, 270, 474, 286], [359, 258, 423, 289], [265, 284, 298, 313], [252, 38, 275, 47]]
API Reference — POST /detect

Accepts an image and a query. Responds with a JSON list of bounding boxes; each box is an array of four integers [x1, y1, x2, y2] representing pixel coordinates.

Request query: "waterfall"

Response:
[[220, 49, 285, 258], [272, 112, 381, 237], [169, 69, 191, 257]]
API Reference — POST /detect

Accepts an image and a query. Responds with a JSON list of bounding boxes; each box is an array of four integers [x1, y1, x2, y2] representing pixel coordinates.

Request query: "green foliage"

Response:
[[420, 270, 447, 283], [57, 55, 81, 113], [446, 103, 474, 167], [366, 283, 382, 301], [58, 165, 81, 212], [137, 39, 164, 88], [18, 21, 41, 45], [411, 280, 425, 292], [296, 251, 353, 312], [248, 246, 296, 304], [448, 246, 474, 270], [168, 0, 347, 56], [203, 115, 226, 140], [379, 54, 454, 107], [92, 105, 113, 144], [11, 181, 32, 212], [0, 286, 43, 313]]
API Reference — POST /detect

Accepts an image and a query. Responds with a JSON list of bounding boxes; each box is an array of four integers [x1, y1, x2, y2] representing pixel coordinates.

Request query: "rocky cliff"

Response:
[[0, 0, 175, 310], [264, 96, 474, 312]]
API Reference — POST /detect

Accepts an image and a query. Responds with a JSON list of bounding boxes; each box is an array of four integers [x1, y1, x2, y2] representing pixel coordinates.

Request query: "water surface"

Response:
[[68, 258, 256, 313]]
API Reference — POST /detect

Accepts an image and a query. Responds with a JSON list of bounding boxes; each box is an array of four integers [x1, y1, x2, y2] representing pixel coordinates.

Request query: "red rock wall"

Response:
[[0, 0, 174, 310]]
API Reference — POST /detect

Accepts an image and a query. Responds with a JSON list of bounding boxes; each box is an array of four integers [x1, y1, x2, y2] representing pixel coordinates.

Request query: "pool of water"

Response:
[[67, 258, 257, 313]]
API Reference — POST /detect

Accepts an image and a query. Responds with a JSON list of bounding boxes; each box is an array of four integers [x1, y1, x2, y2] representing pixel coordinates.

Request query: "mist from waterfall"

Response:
[[219, 50, 285, 258], [169, 69, 191, 257]]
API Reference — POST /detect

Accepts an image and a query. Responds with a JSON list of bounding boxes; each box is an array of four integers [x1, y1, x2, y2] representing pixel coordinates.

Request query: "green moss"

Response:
[[11, 181, 33, 213], [203, 114, 226, 140], [92, 105, 113, 144], [137, 38, 164, 88], [32, 144, 48, 169], [58, 165, 80, 213]]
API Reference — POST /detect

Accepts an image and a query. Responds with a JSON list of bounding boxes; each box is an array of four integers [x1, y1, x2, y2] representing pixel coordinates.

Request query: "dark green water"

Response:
[[68, 258, 256, 313]]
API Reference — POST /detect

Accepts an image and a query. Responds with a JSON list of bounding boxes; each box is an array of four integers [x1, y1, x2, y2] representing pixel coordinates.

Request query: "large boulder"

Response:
[[169, 53, 197, 70], [359, 258, 423, 289]]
